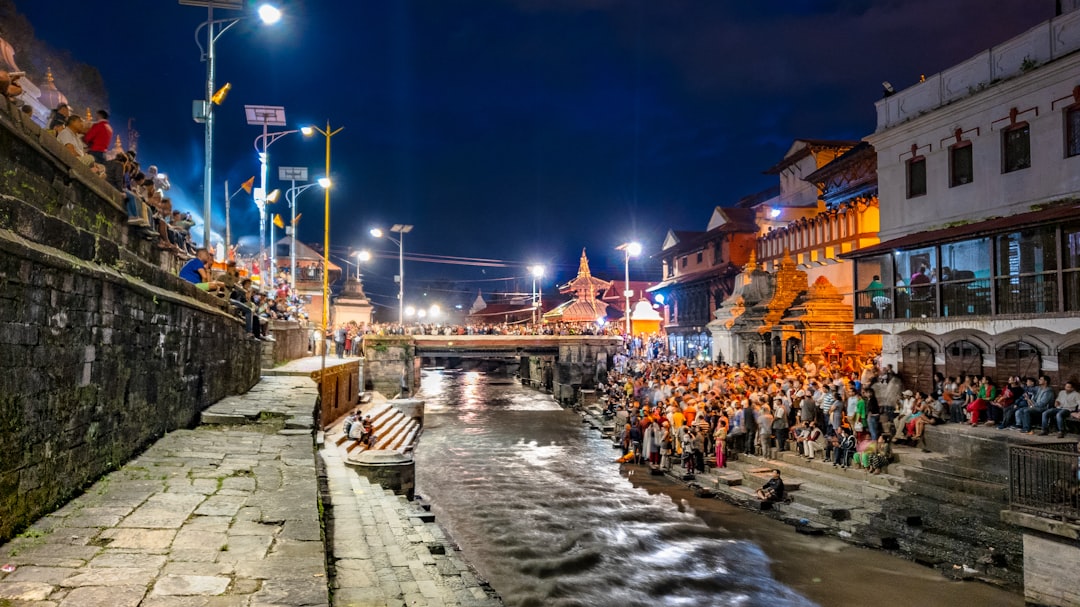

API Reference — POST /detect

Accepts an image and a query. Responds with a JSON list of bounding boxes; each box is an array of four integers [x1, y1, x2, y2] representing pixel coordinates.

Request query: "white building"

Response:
[[851, 9, 1080, 392]]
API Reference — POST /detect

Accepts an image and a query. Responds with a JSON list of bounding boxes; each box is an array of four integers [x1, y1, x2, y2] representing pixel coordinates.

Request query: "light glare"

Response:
[[258, 4, 282, 25]]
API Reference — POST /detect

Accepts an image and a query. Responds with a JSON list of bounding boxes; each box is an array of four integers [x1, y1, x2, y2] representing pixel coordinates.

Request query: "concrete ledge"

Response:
[[200, 412, 248, 425], [1001, 509, 1080, 541]]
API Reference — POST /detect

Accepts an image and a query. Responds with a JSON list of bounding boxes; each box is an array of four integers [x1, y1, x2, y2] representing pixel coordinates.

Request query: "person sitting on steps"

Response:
[[755, 469, 785, 503]]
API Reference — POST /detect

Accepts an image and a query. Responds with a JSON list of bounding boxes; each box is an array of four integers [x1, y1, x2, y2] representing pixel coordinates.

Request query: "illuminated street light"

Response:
[[257, 3, 282, 24], [181, 0, 282, 250], [317, 177, 332, 189], [530, 264, 545, 326], [371, 224, 413, 326], [247, 104, 302, 277], [616, 241, 643, 335], [353, 250, 371, 280], [303, 120, 345, 404], [404, 305, 416, 317]]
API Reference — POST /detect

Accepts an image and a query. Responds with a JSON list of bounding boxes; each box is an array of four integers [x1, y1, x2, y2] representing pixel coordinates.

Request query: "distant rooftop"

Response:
[[875, 9, 1080, 131]]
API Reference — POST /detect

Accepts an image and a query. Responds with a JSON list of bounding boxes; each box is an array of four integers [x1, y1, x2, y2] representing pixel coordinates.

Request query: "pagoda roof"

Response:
[[560, 248, 612, 294], [275, 236, 341, 271]]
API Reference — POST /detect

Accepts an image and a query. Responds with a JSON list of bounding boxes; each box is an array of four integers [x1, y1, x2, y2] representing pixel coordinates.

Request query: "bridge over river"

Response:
[[362, 335, 622, 402]]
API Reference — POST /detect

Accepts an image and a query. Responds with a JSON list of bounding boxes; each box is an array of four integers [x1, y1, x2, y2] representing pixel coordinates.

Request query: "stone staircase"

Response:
[[321, 441, 502, 606], [577, 405, 1023, 589], [327, 401, 422, 456], [700, 445, 1022, 589]]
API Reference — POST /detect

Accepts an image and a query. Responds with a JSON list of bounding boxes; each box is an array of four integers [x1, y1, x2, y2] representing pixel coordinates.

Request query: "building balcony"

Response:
[[854, 268, 1080, 323]]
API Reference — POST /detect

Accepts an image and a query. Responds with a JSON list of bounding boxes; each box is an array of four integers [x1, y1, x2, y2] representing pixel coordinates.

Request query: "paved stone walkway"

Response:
[[0, 365, 502, 607], [322, 448, 501, 607], [0, 424, 328, 607]]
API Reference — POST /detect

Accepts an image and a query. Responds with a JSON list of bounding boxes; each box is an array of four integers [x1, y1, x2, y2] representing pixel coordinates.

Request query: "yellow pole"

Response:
[[317, 120, 344, 429]]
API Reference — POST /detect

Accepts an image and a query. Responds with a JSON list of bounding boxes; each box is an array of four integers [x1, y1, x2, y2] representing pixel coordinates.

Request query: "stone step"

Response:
[[897, 465, 1008, 501]]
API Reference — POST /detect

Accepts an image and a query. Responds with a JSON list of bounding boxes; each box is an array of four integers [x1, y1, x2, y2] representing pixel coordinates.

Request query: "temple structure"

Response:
[[543, 249, 612, 326], [708, 138, 882, 367], [333, 275, 374, 327]]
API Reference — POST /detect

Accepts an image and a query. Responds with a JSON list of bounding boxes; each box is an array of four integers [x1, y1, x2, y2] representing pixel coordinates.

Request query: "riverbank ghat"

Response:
[[0, 99, 261, 546]]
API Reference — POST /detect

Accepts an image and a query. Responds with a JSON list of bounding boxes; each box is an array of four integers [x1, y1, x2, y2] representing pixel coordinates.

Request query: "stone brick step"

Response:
[[897, 465, 1008, 501], [712, 483, 773, 511], [724, 453, 902, 498], [323, 452, 502, 606], [901, 456, 1009, 485], [330, 403, 393, 446], [775, 501, 848, 529]]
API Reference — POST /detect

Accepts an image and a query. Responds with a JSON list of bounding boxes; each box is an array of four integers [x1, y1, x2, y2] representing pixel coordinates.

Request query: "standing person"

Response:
[[757, 405, 774, 460], [743, 402, 758, 456], [713, 413, 728, 469], [333, 325, 347, 359], [660, 422, 674, 471], [83, 110, 112, 164], [865, 387, 882, 440]]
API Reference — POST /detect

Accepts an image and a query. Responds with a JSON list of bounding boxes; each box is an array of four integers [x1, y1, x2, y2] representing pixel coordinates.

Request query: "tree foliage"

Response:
[[0, 0, 109, 113]]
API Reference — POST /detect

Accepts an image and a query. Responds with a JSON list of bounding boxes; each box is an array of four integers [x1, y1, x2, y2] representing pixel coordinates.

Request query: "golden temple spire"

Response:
[[744, 249, 759, 272], [45, 67, 54, 83], [578, 248, 591, 277]]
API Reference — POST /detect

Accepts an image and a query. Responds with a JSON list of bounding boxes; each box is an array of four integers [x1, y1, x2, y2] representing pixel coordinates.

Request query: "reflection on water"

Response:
[[415, 370, 814, 607]]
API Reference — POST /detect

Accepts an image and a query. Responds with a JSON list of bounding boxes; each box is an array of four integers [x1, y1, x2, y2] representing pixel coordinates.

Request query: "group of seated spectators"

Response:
[[603, 355, 904, 481], [925, 373, 1080, 437], [178, 252, 309, 341], [29, 97, 198, 259]]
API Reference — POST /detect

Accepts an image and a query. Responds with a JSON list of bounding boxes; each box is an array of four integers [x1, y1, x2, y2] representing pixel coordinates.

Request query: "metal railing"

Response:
[[996, 273, 1057, 315], [1008, 442, 1080, 522]]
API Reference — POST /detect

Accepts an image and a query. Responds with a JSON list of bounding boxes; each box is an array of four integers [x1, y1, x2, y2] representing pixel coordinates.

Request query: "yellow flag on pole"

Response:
[[273, 214, 284, 229], [240, 176, 255, 194]]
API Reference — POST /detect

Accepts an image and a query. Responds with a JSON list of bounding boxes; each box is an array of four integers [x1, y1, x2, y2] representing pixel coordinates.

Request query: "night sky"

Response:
[[15, 0, 1052, 310]]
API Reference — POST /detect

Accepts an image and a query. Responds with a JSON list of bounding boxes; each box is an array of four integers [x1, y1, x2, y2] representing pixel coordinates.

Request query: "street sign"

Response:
[[279, 166, 308, 181], [178, 0, 243, 9]]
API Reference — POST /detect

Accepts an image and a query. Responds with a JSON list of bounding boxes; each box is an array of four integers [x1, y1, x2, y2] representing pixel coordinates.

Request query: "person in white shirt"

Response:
[[57, 115, 90, 163], [1041, 381, 1080, 438]]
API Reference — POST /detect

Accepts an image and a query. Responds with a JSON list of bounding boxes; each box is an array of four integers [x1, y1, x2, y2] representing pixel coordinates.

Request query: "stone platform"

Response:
[[0, 420, 329, 607]]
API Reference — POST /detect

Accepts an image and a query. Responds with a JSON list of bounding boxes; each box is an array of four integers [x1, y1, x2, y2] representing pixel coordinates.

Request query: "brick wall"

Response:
[[0, 101, 260, 543]]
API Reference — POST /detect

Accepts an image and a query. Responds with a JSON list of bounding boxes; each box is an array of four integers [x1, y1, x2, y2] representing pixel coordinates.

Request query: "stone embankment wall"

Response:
[[261, 320, 310, 368], [0, 101, 260, 544]]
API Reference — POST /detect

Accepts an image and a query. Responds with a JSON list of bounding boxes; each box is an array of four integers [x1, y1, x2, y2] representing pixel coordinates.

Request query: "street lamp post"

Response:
[[247, 104, 303, 279], [353, 250, 371, 280], [371, 224, 413, 326], [616, 242, 642, 335], [305, 121, 344, 399], [280, 166, 310, 290], [182, 0, 282, 250], [282, 178, 327, 289], [530, 265, 545, 327]]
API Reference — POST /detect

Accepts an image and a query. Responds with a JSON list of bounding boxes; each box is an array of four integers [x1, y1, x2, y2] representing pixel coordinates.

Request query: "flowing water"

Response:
[[414, 370, 1022, 607]]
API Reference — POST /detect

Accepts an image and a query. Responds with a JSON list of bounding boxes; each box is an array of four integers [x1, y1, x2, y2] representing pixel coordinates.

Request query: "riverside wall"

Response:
[[0, 100, 260, 544]]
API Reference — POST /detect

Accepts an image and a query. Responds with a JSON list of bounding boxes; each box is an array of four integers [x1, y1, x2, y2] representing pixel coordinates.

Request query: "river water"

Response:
[[414, 370, 1022, 607]]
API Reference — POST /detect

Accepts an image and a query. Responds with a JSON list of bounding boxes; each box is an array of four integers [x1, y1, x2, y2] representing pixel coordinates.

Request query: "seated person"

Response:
[[755, 469, 785, 503], [178, 248, 224, 291]]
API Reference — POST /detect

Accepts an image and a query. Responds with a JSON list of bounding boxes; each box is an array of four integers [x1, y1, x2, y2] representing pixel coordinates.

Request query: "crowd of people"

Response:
[[34, 100, 201, 259], [601, 354, 1080, 494], [179, 251, 310, 340], [601, 355, 910, 487]]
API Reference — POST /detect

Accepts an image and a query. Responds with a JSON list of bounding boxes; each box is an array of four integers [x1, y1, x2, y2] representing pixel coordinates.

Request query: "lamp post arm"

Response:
[[194, 17, 242, 60], [253, 129, 300, 154]]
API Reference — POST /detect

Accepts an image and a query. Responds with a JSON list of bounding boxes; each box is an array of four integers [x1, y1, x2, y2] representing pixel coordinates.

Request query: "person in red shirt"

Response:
[[83, 110, 113, 164]]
